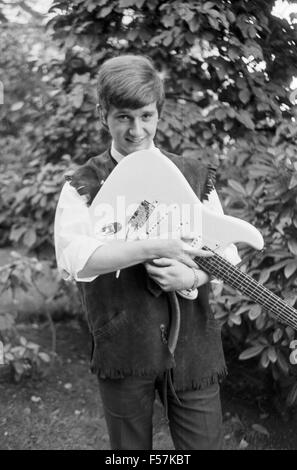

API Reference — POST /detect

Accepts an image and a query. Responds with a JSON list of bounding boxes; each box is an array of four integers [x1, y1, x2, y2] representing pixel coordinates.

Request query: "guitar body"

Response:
[[90, 149, 264, 253]]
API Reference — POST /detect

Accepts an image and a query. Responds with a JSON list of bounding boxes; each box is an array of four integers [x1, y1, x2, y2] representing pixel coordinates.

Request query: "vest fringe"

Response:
[[173, 366, 228, 392], [202, 165, 217, 202], [93, 365, 228, 391], [94, 366, 166, 379]]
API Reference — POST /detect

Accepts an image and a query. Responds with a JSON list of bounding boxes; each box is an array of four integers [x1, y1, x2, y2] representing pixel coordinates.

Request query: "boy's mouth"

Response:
[[126, 137, 146, 144]]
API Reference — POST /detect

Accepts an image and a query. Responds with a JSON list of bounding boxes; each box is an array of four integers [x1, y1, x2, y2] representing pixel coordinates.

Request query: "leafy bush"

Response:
[[3, 336, 52, 383], [0, 251, 81, 382], [0, 156, 78, 254], [214, 121, 297, 407]]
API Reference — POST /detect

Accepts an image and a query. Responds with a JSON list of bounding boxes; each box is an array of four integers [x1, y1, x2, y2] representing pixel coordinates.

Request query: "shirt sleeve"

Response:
[[54, 181, 104, 282], [202, 188, 241, 268]]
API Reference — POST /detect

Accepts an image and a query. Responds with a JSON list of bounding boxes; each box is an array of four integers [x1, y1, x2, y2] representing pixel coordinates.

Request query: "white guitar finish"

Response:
[[90, 149, 264, 252]]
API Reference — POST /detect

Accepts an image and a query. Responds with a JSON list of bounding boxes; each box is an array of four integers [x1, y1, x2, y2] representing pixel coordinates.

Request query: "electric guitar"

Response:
[[89, 149, 297, 355]]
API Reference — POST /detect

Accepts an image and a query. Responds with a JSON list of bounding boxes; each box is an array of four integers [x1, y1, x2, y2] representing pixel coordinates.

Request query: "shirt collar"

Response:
[[110, 141, 157, 163]]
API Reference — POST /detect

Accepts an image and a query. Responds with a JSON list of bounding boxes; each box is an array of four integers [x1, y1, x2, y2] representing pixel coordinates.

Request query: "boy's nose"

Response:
[[129, 119, 143, 137]]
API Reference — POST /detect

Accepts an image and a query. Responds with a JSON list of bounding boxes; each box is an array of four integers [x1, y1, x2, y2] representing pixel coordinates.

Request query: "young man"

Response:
[[54, 55, 239, 450]]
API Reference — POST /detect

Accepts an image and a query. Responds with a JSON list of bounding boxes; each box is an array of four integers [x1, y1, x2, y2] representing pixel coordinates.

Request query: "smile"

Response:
[[126, 138, 146, 144]]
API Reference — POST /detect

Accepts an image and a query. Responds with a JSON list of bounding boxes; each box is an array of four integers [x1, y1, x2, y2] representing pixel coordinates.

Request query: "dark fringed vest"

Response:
[[68, 149, 227, 391]]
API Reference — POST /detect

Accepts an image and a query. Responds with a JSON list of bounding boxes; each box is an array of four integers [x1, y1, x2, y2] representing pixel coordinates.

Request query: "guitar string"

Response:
[[197, 250, 297, 329], [201, 261, 297, 329], [197, 251, 297, 324]]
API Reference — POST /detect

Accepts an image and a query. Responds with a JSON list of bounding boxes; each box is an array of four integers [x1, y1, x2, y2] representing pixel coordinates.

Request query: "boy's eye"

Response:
[[117, 115, 130, 121], [142, 113, 153, 120]]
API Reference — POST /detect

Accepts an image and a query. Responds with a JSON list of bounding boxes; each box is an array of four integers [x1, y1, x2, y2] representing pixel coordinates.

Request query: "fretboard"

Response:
[[196, 249, 297, 330]]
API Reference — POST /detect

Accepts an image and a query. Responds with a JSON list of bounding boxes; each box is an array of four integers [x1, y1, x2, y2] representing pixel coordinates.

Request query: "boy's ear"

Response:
[[97, 104, 109, 130]]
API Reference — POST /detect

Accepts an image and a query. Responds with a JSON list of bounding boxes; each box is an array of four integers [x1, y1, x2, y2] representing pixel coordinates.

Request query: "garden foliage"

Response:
[[2, 0, 297, 403]]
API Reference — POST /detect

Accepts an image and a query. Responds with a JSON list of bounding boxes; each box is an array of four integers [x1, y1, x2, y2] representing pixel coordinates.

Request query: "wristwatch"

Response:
[[191, 267, 200, 290], [176, 268, 200, 300]]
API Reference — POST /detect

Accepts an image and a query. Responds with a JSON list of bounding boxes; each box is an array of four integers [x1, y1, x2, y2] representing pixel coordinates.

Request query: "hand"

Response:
[[144, 258, 208, 292], [156, 237, 213, 269]]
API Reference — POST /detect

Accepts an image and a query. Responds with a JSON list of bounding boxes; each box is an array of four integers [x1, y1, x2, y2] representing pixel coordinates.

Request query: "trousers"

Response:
[[98, 373, 223, 450]]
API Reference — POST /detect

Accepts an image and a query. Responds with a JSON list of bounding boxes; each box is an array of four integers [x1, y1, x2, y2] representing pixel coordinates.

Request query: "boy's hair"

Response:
[[97, 55, 165, 115]]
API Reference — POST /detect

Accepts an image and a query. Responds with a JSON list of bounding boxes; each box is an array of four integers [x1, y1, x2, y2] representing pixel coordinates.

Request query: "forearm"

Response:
[[77, 238, 165, 278]]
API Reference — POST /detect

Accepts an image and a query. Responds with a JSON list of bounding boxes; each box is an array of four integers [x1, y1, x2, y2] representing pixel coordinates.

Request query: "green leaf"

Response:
[[10, 101, 24, 111], [188, 17, 200, 33], [243, 43, 263, 60], [23, 228, 37, 248], [284, 261, 297, 279], [251, 423, 270, 437], [98, 4, 113, 17], [215, 108, 226, 120], [203, 2, 217, 10], [286, 382, 297, 407], [69, 84, 84, 109], [248, 304, 262, 320], [226, 10, 236, 23], [19, 336, 27, 346], [239, 344, 265, 360], [26, 342, 39, 352], [39, 352, 51, 363], [255, 313, 266, 330], [10, 226, 27, 242], [239, 88, 251, 104], [267, 347, 277, 363], [228, 313, 242, 325], [162, 32, 173, 47], [208, 16, 219, 30], [228, 179, 246, 195], [289, 174, 297, 189], [288, 239, 297, 256], [277, 352, 289, 375], [162, 15, 175, 28], [285, 326, 295, 341], [260, 349, 269, 368], [273, 328, 283, 343], [119, 0, 145, 8], [237, 110, 255, 130]]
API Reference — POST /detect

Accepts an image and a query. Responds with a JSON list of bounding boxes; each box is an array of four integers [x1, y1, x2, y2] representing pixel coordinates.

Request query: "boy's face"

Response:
[[103, 102, 159, 156]]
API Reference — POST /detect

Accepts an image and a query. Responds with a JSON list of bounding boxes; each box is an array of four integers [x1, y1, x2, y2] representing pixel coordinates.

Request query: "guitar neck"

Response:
[[196, 250, 297, 330]]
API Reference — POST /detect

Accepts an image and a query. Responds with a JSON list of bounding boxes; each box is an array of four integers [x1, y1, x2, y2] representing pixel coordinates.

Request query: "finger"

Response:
[[180, 255, 198, 269], [146, 265, 162, 277], [180, 231, 196, 240], [148, 272, 163, 283], [180, 235, 204, 250], [151, 257, 173, 267], [144, 261, 154, 268], [185, 246, 214, 257]]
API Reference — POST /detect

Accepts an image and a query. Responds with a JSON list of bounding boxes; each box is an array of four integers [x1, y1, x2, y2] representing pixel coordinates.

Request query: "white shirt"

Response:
[[54, 145, 241, 283]]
